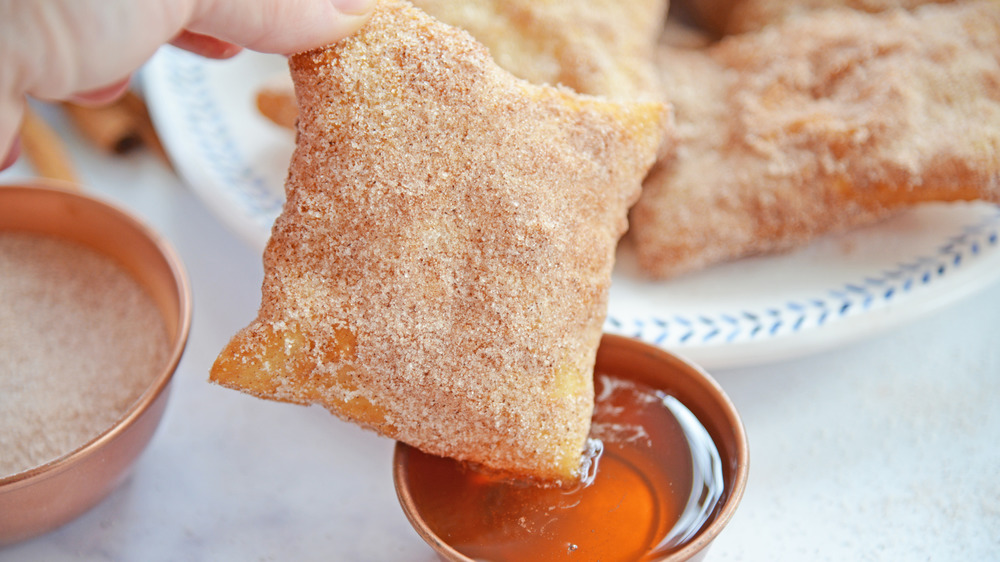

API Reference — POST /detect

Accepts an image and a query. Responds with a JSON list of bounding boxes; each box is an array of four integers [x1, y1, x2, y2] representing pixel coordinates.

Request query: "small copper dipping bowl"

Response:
[[0, 180, 192, 545], [394, 334, 749, 562]]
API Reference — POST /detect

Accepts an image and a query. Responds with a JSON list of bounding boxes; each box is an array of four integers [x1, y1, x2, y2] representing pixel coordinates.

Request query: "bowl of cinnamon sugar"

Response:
[[0, 180, 191, 545], [394, 334, 749, 562]]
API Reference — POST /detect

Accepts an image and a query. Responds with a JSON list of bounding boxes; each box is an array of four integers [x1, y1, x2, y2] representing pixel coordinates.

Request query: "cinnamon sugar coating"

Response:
[[251, 0, 670, 131], [211, 0, 668, 481], [629, 2, 1000, 279], [408, 0, 669, 101]]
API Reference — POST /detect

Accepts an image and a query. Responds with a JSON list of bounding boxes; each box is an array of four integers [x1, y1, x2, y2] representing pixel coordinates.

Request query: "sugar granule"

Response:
[[0, 232, 170, 477]]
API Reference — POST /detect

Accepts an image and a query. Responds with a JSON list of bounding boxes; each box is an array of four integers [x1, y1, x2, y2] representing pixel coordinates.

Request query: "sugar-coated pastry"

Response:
[[408, 0, 669, 101], [211, 0, 669, 482], [254, 0, 671, 129], [629, 1, 1000, 278]]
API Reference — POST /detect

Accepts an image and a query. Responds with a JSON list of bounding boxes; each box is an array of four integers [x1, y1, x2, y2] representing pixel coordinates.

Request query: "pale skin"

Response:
[[0, 0, 375, 169]]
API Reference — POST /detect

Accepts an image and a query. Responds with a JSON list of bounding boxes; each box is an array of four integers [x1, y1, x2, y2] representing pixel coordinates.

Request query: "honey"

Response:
[[398, 371, 725, 561]]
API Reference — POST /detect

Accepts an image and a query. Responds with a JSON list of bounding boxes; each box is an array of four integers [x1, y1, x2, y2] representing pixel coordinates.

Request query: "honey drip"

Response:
[[402, 372, 724, 561]]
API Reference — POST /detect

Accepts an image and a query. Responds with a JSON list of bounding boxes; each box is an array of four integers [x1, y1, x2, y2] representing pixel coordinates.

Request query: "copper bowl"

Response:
[[0, 180, 192, 545], [393, 333, 749, 561]]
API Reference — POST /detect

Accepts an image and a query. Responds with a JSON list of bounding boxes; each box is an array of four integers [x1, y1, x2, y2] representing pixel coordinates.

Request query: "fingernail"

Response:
[[332, 0, 375, 16]]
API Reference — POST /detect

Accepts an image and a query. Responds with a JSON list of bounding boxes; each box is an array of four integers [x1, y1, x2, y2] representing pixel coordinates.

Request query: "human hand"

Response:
[[0, 0, 375, 169]]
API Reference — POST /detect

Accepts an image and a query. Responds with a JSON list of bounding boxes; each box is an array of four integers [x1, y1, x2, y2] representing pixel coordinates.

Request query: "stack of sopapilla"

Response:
[[215, 0, 1000, 482]]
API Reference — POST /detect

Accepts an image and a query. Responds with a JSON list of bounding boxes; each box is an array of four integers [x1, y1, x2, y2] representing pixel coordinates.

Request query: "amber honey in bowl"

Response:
[[396, 369, 726, 562]]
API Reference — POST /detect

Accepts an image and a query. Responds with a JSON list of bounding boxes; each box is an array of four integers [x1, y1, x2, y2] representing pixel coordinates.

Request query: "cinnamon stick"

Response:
[[19, 107, 79, 185], [62, 98, 143, 155], [117, 91, 170, 166], [63, 91, 170, 167]]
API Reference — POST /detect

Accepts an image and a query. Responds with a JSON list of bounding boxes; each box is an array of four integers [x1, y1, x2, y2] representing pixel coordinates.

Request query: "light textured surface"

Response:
[[1, 102, 998, 561]]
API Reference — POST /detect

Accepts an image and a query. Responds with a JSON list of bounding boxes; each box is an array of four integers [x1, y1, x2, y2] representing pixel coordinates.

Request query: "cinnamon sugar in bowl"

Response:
[[0, 180, 191, 545]]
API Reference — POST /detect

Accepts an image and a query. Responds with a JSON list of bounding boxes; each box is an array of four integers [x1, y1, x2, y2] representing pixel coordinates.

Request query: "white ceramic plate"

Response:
[[143, 47, 1000, 370]]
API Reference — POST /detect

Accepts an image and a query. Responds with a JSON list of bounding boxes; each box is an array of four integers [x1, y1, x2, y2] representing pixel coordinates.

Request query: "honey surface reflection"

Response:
[[401, 372, 725, 561]]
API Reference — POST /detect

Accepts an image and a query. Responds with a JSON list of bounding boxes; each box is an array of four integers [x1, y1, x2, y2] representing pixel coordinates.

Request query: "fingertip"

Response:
[[260, 1, 375, 54], [187, 0, 376, 56], [312, 8, 374, 48], [333, 0, 375, 17]]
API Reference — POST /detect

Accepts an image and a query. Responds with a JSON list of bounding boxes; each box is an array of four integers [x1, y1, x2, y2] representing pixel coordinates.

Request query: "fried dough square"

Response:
[[408, 0, 669, 101], [253, 0, 670, 129], [629, 1, 1000, 279], [211, 0, 668, 481]]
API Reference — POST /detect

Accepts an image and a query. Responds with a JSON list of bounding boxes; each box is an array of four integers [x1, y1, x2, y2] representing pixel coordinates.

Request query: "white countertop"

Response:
[[2, 103, 998, 561]]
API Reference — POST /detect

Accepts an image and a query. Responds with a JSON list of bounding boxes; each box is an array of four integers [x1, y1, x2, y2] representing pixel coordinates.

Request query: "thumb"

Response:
[[4, 0, 374, 102], [184, 0, 375, 55]]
